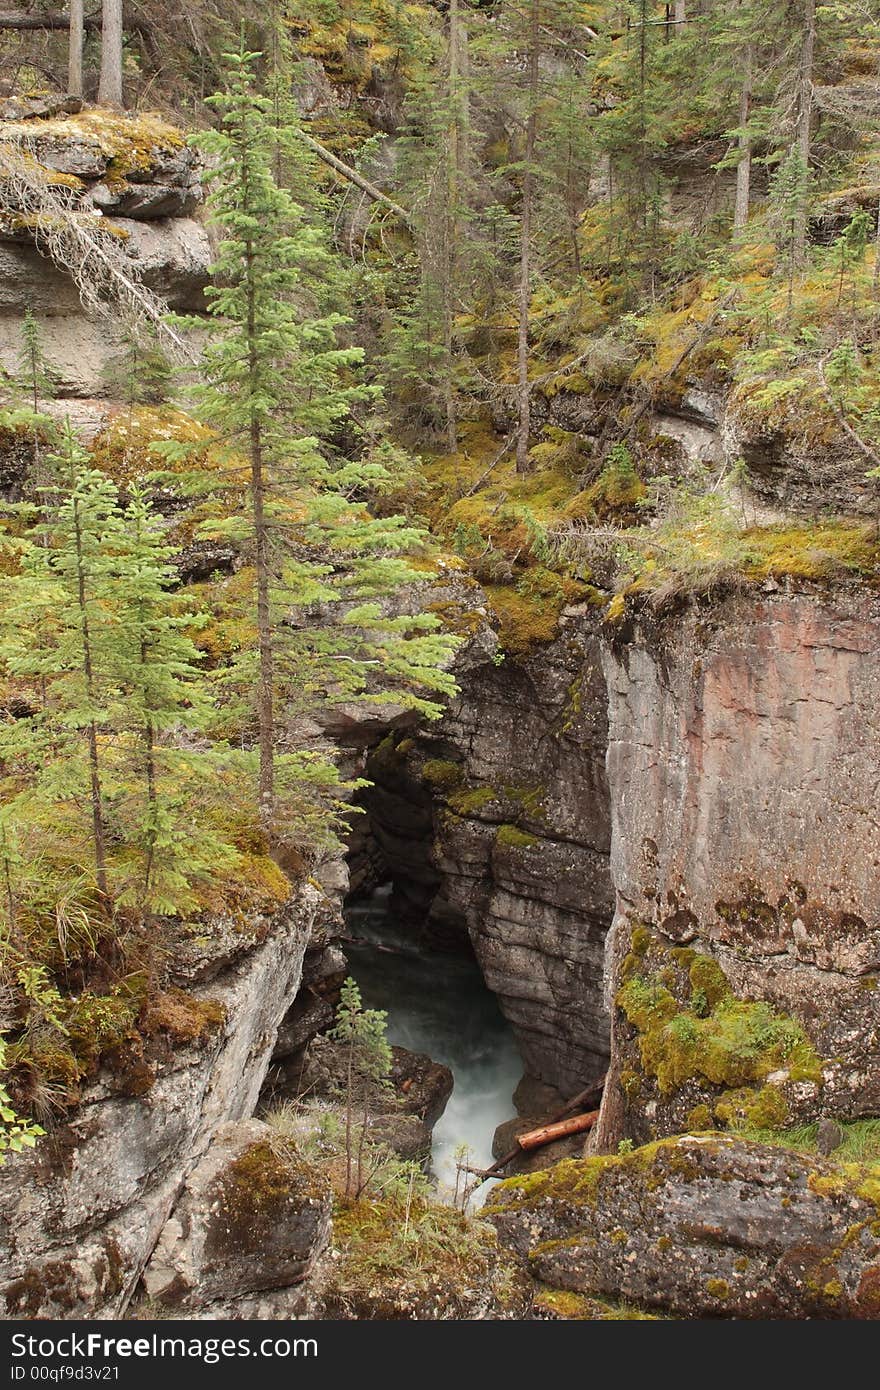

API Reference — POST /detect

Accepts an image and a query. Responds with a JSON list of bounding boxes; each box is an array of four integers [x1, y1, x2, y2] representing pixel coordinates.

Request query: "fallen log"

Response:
[[517, 1108, 598, 1152], [294, 129, 412, 229], [0, 12, 100, 30], [469, 1071, 607, 1185]]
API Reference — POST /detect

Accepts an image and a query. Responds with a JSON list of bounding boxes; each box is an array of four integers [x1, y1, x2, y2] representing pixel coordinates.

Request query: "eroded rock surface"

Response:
[[0, 886, 324, 1320], [0, 108, 209, 398], [488, 1134, 880, 1319], [596, 590, 880, 1148], [142, 1119, 332, 1310], [358, 614, 614, 1094]]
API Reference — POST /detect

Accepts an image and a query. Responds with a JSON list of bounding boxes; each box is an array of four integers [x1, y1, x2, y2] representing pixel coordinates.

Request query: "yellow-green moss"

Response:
[[742, 523, 880, 582], [631, 925, 653, 957], [582, 459, 646, 521], [488, 1136, 711, 1216], [447, 785, 497, 815], [484, 584, 564, 654], [495, 824, 539, 850], [714, 1084, 790, 1131], [211, 853, 293, 915], [617, 940, 823, 1108], [142, 989, 226, 1046], [421, 759, 464, 789], [329, 1193, 499, 1304], [91, 406, 214, 484], [705, 1278, 730, 1300], [3, 108, 185, 181], [688, 956, 729, 1011], [620, 1068, 643, 1103]]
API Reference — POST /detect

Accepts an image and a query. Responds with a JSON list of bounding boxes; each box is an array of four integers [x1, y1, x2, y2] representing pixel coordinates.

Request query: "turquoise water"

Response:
[[344, 887, 522, 1206]]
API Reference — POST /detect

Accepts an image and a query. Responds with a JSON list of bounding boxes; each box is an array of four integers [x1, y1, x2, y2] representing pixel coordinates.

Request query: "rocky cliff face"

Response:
[[594, 586, 880, 1149], [345, 574, 880, 1155], [354, 608, 614, 1096], [0, 885, 327, 1319], [0, 104, 210, 404]]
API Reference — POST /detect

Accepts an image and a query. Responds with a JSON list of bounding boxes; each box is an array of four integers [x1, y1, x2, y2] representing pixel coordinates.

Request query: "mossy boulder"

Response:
[[313, 1196, 531, 1320], [487, 1134, 880, 1318], [0, 107, 201, 219], [143, 1120, 332, 1309]]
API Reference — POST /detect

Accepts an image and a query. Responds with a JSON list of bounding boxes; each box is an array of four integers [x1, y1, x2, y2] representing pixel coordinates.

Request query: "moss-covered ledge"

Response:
[[485, 1134, 880, 1319], [609, 922, 827, 1142]]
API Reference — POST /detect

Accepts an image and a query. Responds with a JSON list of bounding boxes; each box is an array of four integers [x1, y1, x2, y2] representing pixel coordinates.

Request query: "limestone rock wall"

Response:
[[0, 885, 325, 1320], [595, 588, 880, 1148], [0, 106, 210, 400], [360, 614, 614, 1095]]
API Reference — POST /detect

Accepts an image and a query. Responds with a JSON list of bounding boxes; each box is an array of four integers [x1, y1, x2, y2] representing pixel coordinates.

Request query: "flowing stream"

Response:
[[344, 886, 522, 1206]]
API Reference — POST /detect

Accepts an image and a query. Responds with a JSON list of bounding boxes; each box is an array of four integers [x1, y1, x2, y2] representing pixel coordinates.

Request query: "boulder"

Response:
[[487, 1134, 880, 1319], [280, 1035, 453, 1164], [112, 217, 211, 311], [92, 179, 202, 221], [142, 1120, 332, 1309]]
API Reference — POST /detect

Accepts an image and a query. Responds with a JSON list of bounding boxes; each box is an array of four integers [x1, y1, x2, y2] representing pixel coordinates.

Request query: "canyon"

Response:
[[2, 95, 880, 1322]]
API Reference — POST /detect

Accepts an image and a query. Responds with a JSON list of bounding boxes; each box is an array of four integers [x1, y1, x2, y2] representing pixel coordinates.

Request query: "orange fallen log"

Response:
[[516, 1109, 599, 1152], [469, 1073, 607, 1186]]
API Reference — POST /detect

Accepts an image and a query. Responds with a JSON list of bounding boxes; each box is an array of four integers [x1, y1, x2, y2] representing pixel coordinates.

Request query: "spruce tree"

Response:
[[172, 41, 458, 841], [108, 485, 233, 911], [15, 309, 57, 479], [3, 430, 120, 903]]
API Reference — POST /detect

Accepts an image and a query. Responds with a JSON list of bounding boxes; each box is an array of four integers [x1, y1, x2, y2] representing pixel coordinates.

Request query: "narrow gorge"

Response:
[[2, 0, 880, 1330]]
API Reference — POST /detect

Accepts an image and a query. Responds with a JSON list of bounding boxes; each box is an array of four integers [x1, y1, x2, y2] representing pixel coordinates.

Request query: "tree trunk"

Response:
[[245, 249, 275, 836], [296, 130, 411, 225], [141, 624, 157, 903], [733, 40, 753, 233], [793, 0, 816, 264], [441, 0, 463, 453], [674, 0, 686, 28], [97, 0, 123, 107], [68, 0, 84, 98], [72, 494, 109, 902], [1, 826, 16, 936], [250, 407, 274, 836], [516, 0, 539, 475]]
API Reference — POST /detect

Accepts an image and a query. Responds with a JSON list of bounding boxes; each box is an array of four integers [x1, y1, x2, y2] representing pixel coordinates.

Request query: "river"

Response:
[[344, 886, 523, 1206]]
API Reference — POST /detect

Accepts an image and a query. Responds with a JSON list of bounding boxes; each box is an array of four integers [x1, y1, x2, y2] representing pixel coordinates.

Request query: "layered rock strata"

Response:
[[0, 885, 325, 1319]]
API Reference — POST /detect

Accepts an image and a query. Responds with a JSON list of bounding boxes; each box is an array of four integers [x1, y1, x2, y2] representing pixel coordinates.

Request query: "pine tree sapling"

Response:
[[331, 975, 392, 1198]]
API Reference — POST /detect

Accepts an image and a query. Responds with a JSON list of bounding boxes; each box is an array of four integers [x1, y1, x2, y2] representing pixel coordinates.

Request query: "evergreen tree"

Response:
[[171, 41, 458, 840], [107, 485, 234, 910], [3, 431, 120, 903], [0, 434, 234, 915], [332, 975, 392, 1199], [15, 309, 57, 479]]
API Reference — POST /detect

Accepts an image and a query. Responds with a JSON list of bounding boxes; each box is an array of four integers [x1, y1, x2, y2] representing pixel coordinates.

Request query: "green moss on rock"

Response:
[[617, 935, 823, 1106], [421, 759, 464, 789], [495, 824, 539, 850]]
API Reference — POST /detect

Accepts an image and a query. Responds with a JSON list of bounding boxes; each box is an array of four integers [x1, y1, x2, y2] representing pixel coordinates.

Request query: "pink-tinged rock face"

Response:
[[601, 590, 880, 1132]]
